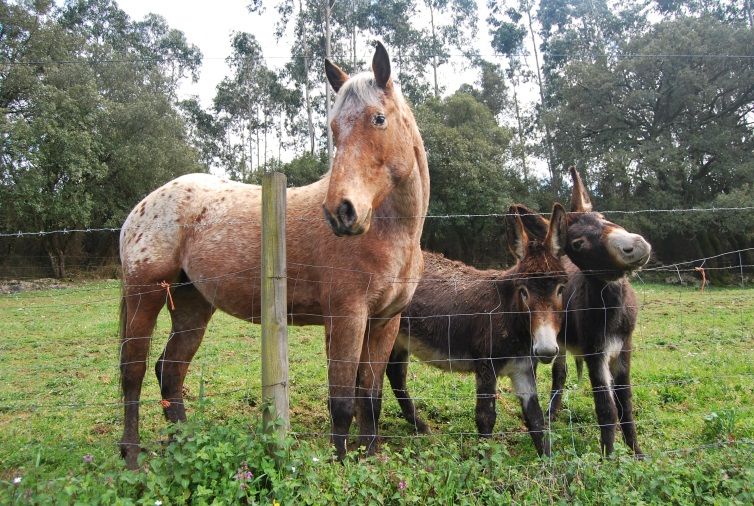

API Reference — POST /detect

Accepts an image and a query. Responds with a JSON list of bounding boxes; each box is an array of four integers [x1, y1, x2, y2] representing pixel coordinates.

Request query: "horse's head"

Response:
[[322, 42, 415, 236], [515, 167, 651, 281], [506, 204, 569, 364]]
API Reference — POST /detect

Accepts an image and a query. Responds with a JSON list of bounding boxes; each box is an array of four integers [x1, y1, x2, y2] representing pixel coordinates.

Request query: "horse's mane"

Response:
[[331, 72, 408, 120]]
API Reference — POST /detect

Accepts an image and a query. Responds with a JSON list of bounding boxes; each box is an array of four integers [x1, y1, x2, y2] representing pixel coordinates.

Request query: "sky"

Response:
[[118, 0, 495, 109], [115, 1, 528, 171]]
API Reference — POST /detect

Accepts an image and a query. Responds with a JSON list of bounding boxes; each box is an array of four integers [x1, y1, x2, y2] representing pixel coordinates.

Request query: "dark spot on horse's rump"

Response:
[[221, 196, 226, 201], [154, 215, 158, 219], [135, 233, 143, 243], [141, 247, 147, 252], [139, 207, 145, 216], [142, 257, 150, 263], [186, 188, 193, 193], [172, 181, 178, 185]]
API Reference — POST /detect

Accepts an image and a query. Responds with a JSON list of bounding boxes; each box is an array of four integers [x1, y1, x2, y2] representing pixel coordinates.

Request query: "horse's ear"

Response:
[[372, 41, 391, 89], [325, 58, 349, 93], [545, 203, 568, 257], [506, 206, 529, 261], [569, 166, 593, 213], [512, 204, 549, 241]]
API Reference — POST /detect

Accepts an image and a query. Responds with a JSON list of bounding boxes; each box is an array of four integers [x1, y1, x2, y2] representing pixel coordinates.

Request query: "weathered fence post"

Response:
[[261, 172, 289, 446]]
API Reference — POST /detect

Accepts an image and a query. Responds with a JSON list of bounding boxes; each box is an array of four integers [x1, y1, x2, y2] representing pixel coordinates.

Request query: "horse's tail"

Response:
[[575, 357, 584, 381]]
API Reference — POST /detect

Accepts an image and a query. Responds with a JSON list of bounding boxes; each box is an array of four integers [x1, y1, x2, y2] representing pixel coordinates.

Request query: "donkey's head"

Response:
[[516, 167, 651, 280], [506, 204, 569, 364], [322, 42, 415, 236]]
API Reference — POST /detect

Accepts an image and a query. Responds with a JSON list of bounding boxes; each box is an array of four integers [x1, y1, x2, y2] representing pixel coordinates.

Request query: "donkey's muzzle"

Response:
[[322, 200, 364, 236]]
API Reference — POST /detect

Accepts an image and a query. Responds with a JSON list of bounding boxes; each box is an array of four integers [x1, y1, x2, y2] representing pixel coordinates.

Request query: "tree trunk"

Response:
[[526, 7, 558, 193], [510, 65, 528, 183], [351, 0, 357, 69], [325, 0, 333, 169], [299, 0, 315, 155], [429, 1, 439, 98]]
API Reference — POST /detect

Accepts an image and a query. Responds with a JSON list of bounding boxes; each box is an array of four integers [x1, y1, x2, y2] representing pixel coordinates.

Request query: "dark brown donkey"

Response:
[[386, 205, 569, 456], [118, 43, 429, 468], [515, 167, 651, 457]]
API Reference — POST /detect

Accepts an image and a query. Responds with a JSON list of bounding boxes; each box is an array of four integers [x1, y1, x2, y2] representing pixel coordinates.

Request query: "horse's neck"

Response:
[[375, 122, 430, 241]]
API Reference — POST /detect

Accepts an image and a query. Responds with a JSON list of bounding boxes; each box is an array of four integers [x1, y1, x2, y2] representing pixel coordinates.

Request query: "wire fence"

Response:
[[1, 206, 752, 474]]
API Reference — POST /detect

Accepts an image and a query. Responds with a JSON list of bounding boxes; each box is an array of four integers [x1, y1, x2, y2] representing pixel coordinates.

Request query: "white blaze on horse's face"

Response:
[[323, 43, 412, 237]]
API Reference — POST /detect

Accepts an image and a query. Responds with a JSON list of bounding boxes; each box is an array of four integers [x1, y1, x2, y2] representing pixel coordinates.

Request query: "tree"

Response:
[[0, 0, 203, 276], [416, 92, 522, 264], [548, 16, 754, 266]]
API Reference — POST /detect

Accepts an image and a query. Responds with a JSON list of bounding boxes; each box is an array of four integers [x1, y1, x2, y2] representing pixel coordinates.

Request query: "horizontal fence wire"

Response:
[[2, 205, 754, 237], [1, 210, 752, 478]]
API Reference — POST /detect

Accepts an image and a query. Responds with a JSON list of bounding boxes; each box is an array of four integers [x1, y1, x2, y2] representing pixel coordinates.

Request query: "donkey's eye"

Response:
[[518, 287, 529, 304], [571, 238, 585, 251], [372, 113, 387, 128], [556, 284, 565, 298]]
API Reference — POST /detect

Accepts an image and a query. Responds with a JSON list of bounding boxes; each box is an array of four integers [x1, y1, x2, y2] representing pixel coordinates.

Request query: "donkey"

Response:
[[386, 205, 569, 456], [515, 167, 651, 457], [118, 42, 430, 467]]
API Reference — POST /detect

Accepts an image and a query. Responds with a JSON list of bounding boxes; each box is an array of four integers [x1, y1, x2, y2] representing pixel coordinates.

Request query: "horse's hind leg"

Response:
[[385, 341, 430, 434], [155, 282, 215, 423], [119, 287, 165, 469]]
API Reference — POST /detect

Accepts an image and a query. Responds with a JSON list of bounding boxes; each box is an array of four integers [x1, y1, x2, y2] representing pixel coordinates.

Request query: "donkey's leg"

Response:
[[356, 314, 401, 455], [385, 342, 430, 434], [119, 287, 165, 469], [324, 310, 368, 460], [585, 354, 619, 456], [511, 360, 550, 457], [155, 282, 215, 423], [611, 351, 643, 457], [545, 351, 568, 423], [474, 358, 498, 438]]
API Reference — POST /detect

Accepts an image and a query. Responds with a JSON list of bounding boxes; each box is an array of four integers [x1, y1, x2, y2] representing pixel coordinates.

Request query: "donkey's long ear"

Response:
[[569, 166, 593, 213], [512, 204, 549, 241], [372, 41, 391, 89], [506, 206, 529, 261], [325, 59, 349, 93], [545, 203, 568, 257]]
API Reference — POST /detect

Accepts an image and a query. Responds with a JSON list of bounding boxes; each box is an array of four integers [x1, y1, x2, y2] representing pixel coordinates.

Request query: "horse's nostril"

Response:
[[337, 200, 357, 228]]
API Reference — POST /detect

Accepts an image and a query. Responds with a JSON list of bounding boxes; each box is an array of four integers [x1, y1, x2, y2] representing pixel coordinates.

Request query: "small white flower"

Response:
[[13, 477, 22, 484], [312, 457, 320, 463], [291, 466, 296, 473], [154, 501, 162, 506]]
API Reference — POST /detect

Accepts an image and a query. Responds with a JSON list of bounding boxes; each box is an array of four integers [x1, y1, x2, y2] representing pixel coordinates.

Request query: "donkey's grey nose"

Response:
[[622, 245, 634, 254]]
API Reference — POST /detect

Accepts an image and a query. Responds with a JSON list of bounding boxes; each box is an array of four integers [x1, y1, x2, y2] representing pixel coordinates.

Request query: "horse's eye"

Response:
[[571, 238, 585, 251], [372, 113, 386, 127]]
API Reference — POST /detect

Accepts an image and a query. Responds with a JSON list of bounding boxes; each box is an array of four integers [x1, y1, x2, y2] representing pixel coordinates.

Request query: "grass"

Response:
[[1, 280, 753, 503]]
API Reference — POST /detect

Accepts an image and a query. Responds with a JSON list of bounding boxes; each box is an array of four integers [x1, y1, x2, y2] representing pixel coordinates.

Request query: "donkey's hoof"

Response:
[[413, 420, 431, 434]]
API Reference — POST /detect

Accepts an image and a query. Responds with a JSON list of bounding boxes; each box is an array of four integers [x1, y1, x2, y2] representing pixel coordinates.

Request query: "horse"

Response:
[[117, 42, 430, 468], [514, 167, 651, 457], [386, 204, 569, 456]]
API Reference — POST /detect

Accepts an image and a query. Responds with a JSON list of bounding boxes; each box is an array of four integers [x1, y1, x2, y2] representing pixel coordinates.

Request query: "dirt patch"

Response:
[[0, 278, 76, 294]]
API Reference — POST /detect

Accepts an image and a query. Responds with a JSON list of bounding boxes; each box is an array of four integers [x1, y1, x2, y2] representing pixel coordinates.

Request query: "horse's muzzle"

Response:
[[322, 202, 365, 237]]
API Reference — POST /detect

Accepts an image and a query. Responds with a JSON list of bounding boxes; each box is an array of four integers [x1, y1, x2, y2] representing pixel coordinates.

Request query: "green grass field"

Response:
[[1, 280, 753, 504]]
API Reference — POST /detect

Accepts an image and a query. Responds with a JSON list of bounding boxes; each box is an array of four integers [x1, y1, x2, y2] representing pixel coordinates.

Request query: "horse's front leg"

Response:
[[510, 359, 550, 457], [356, 314, 401, 455], [474, 359, 498, 437], [324, 309, 367, 460]]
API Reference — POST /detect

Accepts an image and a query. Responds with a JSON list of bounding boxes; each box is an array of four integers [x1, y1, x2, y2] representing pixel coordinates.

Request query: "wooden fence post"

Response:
[[261, 172, 289, 445]]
